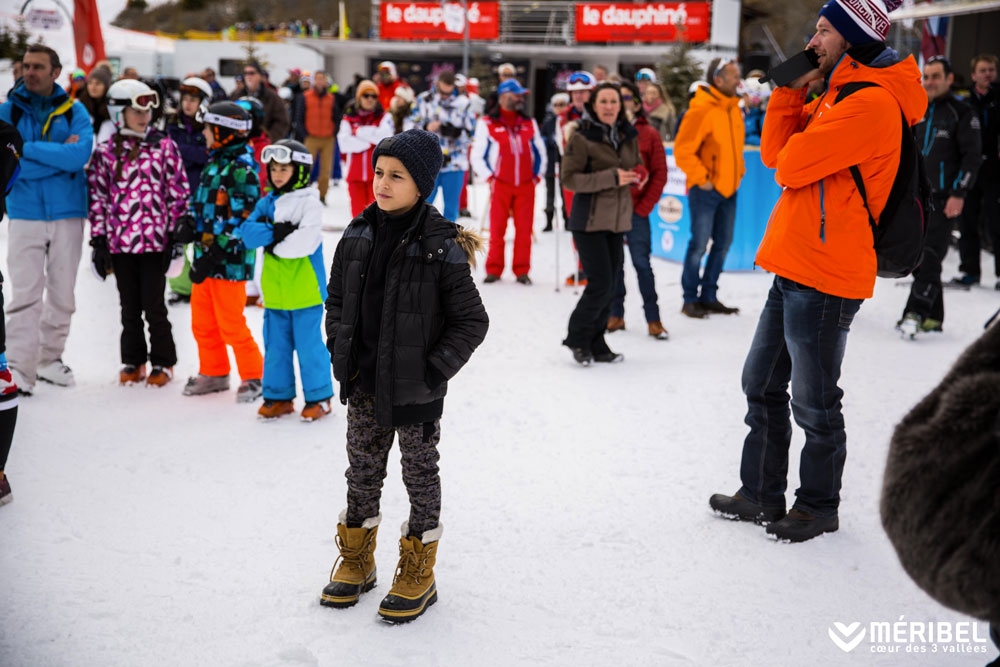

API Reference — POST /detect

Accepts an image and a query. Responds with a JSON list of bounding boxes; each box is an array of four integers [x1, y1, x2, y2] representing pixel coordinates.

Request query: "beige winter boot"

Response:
[[320, 511, 380, 608], [377, 522, 442, 623]]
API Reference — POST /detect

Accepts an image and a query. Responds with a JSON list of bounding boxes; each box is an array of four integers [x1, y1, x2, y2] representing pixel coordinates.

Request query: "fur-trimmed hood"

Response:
[[881, 316, 1000, 622]]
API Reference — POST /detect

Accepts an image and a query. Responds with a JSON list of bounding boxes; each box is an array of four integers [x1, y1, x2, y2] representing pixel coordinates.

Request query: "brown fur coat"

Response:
[[881, 313, 1000, 622]]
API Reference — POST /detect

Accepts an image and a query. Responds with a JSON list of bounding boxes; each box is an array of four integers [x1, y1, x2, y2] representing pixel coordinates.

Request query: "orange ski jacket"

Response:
[[755, 51, 926, 300]]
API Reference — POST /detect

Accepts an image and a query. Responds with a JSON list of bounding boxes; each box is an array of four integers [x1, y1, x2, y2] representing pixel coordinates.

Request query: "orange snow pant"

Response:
[[190, 278, 263, 380]]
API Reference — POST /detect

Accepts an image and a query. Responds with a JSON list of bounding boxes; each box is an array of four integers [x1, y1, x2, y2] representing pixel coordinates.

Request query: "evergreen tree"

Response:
[[658, 41, 704, 115]]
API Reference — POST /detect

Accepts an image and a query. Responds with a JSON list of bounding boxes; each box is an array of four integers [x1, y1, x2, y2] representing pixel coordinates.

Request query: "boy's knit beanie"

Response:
[[372, 130, 443, 201]]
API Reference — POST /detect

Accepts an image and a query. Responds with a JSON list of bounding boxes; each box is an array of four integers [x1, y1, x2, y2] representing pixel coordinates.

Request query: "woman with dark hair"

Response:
[[76, 65, 112, 139], [560, 82, 641, 365]]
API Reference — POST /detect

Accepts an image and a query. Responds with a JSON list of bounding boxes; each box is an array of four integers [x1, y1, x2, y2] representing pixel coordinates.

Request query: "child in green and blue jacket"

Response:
[[242, 139, 333, 421]]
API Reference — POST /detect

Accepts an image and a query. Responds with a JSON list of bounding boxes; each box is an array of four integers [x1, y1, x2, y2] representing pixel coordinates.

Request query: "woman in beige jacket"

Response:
[[561, 82, 642, 365]]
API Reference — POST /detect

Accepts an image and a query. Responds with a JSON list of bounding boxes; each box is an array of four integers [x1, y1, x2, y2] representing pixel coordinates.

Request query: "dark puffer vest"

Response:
[[325, 201, 489, 427]]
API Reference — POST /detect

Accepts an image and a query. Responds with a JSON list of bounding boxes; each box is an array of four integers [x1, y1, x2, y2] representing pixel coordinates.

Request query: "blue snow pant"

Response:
[[262, 305, 333, 403]]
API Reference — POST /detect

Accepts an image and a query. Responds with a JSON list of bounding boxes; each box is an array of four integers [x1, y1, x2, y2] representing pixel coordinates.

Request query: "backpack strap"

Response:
[[834, 81, 884, 237]]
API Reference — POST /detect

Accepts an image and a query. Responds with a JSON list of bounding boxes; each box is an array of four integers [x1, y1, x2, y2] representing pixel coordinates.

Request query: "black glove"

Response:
[[172, 214, 197, 244], [90, 236, 112, 281], [266, 221, 297, 254], [439, 123, 463, 139], [188, 242, 225, 284], [162, 242, 185, 273]]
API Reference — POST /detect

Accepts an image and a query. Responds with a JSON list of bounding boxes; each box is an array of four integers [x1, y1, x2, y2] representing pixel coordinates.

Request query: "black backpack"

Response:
[[834, 82, 931, 279]]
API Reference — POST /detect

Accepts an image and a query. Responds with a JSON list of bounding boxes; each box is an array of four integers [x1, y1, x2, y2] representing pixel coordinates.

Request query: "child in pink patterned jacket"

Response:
[[87, 79, 190, 387]]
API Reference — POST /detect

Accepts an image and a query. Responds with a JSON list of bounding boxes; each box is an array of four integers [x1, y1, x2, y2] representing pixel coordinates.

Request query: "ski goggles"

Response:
[[108, 90, 160, 111], [202, 112, 252, 132], [261, 144, 313, 166], [567, 72, 594, 86], [635, 70, 656, 82]]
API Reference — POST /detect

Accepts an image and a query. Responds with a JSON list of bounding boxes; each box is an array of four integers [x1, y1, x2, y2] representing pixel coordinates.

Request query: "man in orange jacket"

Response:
[[673, 58, 745, 318], [709, 0, 926, 543]]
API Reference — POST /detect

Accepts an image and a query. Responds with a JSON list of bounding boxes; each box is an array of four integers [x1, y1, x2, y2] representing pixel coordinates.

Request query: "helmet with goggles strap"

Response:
[[107, 79, 160, 129], [202, 101, 252, 150], [235, 96, 265, 139], [262, 139, 313, 192]]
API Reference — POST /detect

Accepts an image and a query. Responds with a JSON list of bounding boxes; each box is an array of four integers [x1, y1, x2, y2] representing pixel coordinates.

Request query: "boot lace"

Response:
[[392, 543, 432, 585], [329, 532, 375, 581]]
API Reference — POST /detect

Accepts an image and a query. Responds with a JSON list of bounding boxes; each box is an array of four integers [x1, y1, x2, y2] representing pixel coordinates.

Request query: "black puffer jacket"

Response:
[[325, 201, 489, 427]]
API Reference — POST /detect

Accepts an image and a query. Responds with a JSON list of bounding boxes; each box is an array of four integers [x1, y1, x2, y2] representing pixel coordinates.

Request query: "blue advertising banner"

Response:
[[649, 146, 782, 271]]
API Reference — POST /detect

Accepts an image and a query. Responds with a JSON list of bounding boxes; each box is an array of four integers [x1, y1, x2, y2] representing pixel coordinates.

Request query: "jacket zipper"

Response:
[[819, 179, 826, 242]]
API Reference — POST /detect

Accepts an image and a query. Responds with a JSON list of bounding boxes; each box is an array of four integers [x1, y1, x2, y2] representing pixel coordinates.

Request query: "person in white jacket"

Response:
[[337, 80, 393, 217]]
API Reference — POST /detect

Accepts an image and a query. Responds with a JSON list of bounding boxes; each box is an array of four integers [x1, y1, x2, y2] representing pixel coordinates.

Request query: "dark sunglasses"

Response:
[[361, 93, 378, 99], [243, 70, 259, 76], [621, 94, 634, 101]]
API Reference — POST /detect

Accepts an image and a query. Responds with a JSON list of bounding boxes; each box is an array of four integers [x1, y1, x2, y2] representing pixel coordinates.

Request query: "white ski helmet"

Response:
[[180, 76, 212, 101], [565, 71, 596, 92], [107, 79, 159, 128], [179, 76, 212, 121]]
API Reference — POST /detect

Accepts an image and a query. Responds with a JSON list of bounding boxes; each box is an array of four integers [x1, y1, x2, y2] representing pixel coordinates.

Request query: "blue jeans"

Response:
[[611, 213, 660, 322], [427, 170, 465, 223], [737, 277, 862, 517], [681, 187, 737, 303]]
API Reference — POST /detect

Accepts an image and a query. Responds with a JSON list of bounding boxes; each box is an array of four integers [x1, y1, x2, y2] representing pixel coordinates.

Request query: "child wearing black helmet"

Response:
[[321, 129, 489, 623], [172, 101, 264, 402], [242, 139, 333, 421]]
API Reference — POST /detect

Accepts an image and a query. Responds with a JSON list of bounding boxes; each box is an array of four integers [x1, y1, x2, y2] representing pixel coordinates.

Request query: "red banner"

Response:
[[380, 2, 500, 40], [73, 0, 107, 73], [575, 3, 711, 43]]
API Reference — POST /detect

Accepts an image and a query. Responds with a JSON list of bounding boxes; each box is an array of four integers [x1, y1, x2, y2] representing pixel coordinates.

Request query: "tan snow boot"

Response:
[[320, 511, 380, 608], [377, 522, 442, 623]]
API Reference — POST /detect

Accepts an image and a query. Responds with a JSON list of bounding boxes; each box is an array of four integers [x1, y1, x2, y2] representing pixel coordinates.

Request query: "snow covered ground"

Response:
[[2, 181, 998, 667]]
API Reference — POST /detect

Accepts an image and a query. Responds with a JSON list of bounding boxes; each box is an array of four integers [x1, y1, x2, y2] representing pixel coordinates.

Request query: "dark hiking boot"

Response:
[[321, 512, 380, 608], [378, 523, 441, 623], [681, 302, 707, 319], [701, 300, 740, 315], [593, 351, 624, 363], [765, 508, 839, 542], [516, 275, 532, 285], [483, 274, 500, 284], [709, 492, 786, 524], [569, 347, 593, 366], [0, 476, 11, 506]]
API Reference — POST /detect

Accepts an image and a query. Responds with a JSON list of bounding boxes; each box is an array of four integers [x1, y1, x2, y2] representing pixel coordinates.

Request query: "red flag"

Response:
[[73, 0, 107, 74]]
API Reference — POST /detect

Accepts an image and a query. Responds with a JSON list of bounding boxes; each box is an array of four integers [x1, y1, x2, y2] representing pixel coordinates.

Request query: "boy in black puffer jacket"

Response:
[[321, 129, 488, 623]]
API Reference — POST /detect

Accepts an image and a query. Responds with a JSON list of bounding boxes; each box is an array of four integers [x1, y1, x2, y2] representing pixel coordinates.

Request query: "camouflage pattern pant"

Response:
[[344, 391, 442, 537]]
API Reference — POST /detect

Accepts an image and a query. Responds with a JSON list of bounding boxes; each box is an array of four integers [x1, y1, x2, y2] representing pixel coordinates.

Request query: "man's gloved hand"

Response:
[[90, 236, 112, 281], [172, 214, 197, 244]]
